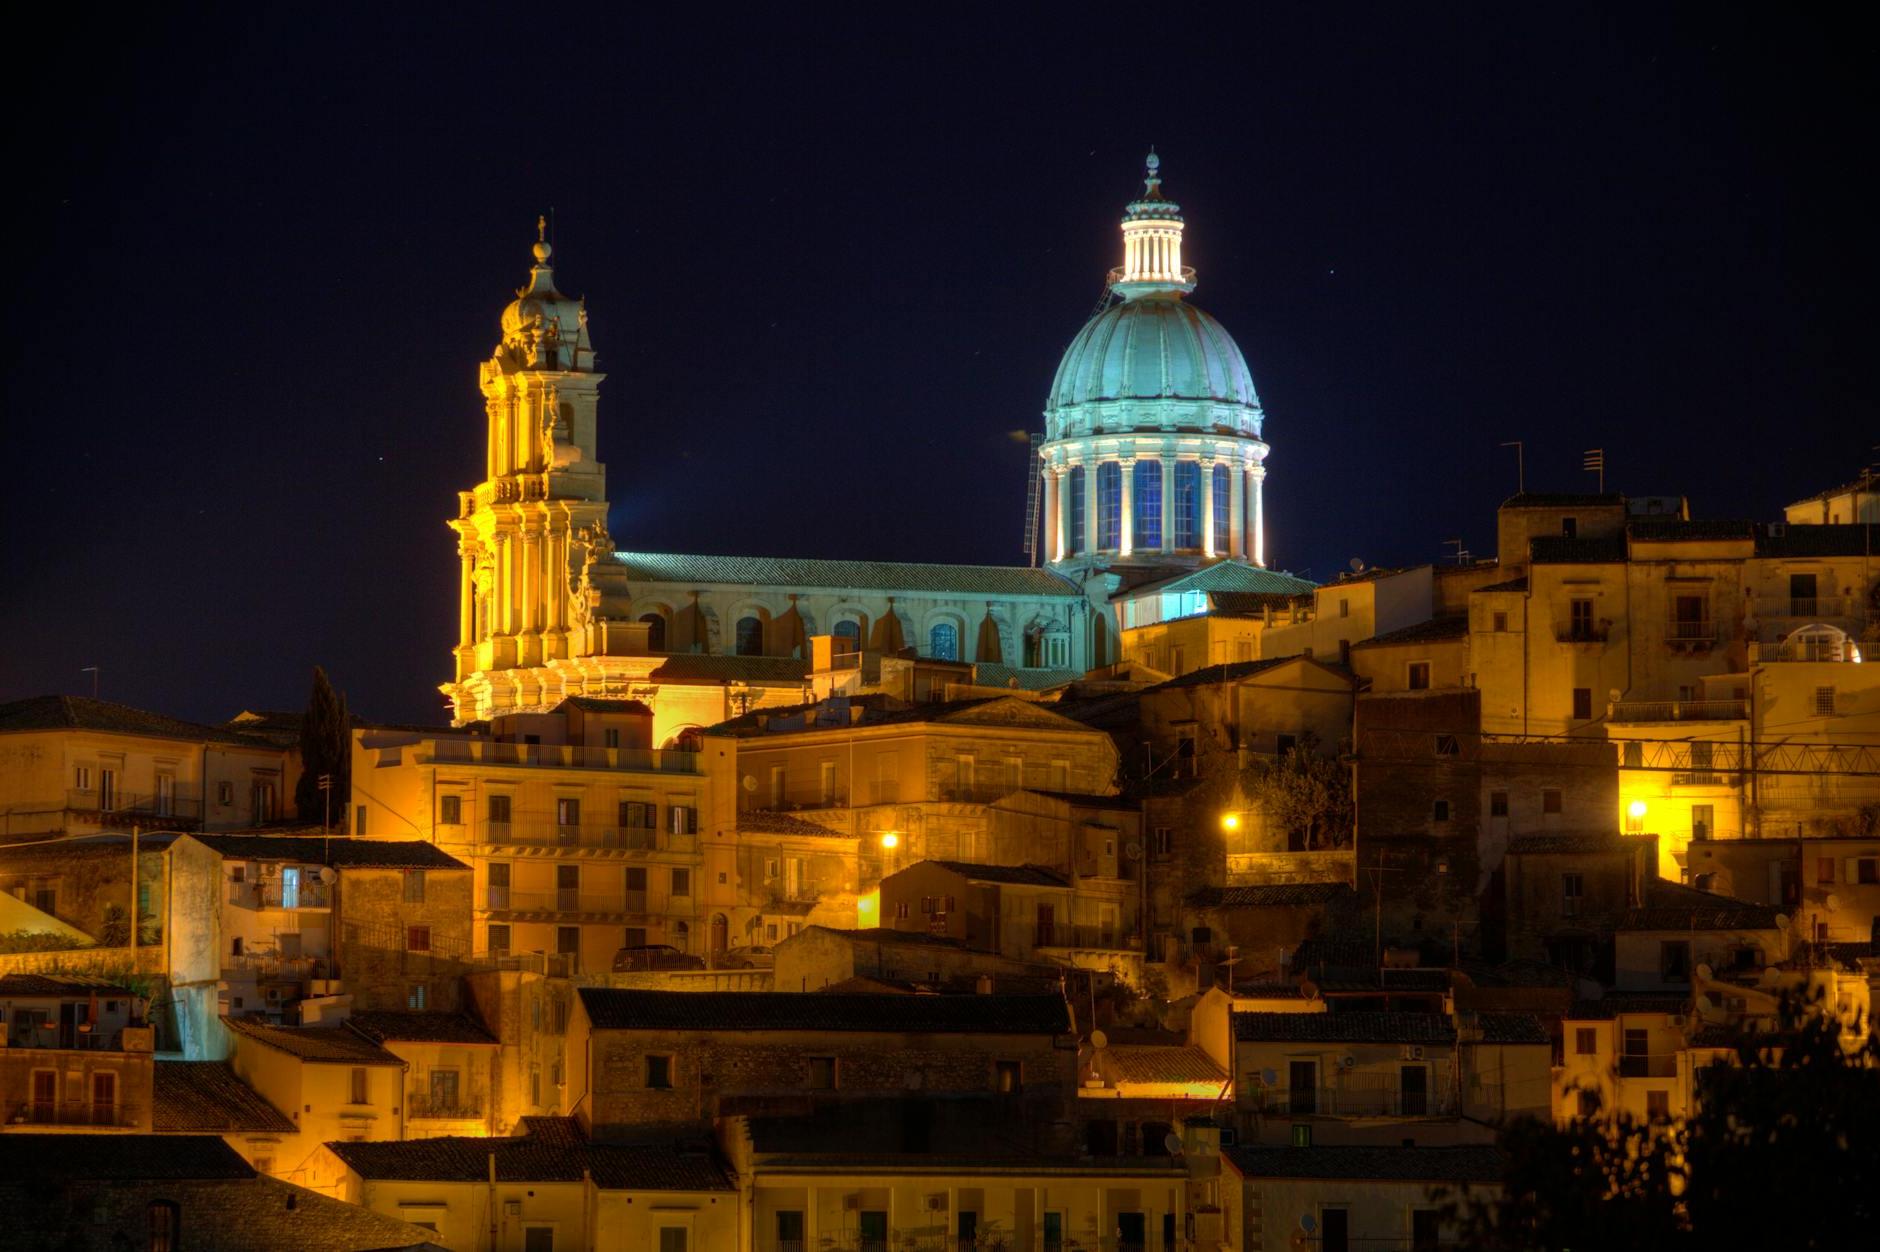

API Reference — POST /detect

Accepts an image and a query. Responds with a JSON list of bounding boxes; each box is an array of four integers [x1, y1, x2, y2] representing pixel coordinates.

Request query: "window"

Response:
[[735, 615, 763, 656], [954, 753, 975, 795], [1173, 461, 1200, 548], [1097, 461, 1122, 548], [1407, 662, 1430, 690], [1490, 791, 1508, 817], [646, 1055, 673, 1089], [248, 781, 276, 822], [1561, 873, 1583, 918], [1492, 610, 1508, 632], [658, 1231, 688, 1252], [671, 868, 691, 897], [820, 761, 838, 804], [407, 983, 428, 1009], [1432, 800, 1451, 822], [1624, 741, 1643, 767], [1212, 463, 1230, 547], [1133, 459, 1162, 549], [489, 794, 512, 825], [1660, 940, 1691, 983], [406, 925, 431, 952], [403, 870, 426, 904], [995, 1059, 1022, 1093], [148, 1201, 180, 1252], [1572, 687, 1593, 720], [1691, 805, 1713, 841], [557, 927, 580, 970], [429, 1068, 461, 1112], [1542, 789, 1563, 815], [433, 792, 462, 826], [1433, 734, 1459, 756], [1152, 827, 1172, 857], [641, 613, 667, 650], [929, 622, 959, 661], [769, 764, 785, 807], [834, 618, 861, 643], [1819, 856, 1838, 885], [1067, 465, 1087, 554], [75, 764, 91, 791], [524, 1227, 555, 1252], [1561, 516, 1578, 538], [669, 804, 697, 835], [350, 1067, 368, 1104], [1339, 597, 1350, 618], [556, 797, 580, 827], [354, 804, 367, 836], [1575, 1027, 1597, 1055], [1861, 859, 1880, 886], [1569, 598, 1595, 639], [1288, 1059, 1317, 1114], [806, 1056, 837, 1089], [1815, 686, 1836, 716], [1290, 1124, 1312, 1148], [487, 923, 511, 954], [92, 1070, 117, 1123], [1646, 1090, 1670, 1121]]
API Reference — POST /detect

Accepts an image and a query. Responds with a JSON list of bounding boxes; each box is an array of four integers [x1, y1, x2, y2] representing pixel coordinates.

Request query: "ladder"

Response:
[[1022, 432, 1044, 565]]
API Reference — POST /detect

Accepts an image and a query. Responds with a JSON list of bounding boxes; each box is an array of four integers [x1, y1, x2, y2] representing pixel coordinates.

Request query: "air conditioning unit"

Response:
[[1401, 1045, 1425, 1061], [1339, 1055, 1357, 1069], [926, 1195, 947, 1211], [504, 1201, 522, 1218]]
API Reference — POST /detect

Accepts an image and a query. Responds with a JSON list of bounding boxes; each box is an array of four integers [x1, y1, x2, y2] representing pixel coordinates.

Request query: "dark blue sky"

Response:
[[2, 5, 1873, 726]]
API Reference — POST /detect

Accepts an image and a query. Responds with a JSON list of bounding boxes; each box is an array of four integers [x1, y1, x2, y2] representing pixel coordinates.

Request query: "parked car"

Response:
[[611, 945, 706, 973], [717, 945, 775, 969]]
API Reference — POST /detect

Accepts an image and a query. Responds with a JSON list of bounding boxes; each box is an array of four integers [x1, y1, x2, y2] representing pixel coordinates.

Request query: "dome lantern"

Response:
[[1112, 149, 1195, 298]]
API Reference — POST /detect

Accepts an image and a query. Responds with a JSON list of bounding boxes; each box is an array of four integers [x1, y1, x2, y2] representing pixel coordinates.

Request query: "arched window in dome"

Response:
[[1212, 464, 1231, 551], [1134, 460, 1162, 551], [639, 613, 667, 651], [1067, 466, 1088, 554], [735, 616, 764, 656], [1097, 462, 1122, 549], [834, 619, 861, 644], [1173, 461, 1201, 549], [929, 622, 959, 661]]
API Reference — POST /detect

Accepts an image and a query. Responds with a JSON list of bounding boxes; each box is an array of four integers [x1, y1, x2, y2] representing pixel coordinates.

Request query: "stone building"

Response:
[[1221, 1144, 1504, 1252], [0, 973, 153, 1132]]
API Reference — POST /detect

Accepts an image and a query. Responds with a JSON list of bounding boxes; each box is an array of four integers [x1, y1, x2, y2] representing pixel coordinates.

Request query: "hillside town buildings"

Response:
[[2, 154, 1876, 1250]]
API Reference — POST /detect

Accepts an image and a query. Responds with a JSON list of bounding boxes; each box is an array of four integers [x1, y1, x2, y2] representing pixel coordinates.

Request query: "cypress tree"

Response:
[[294, 666, 351, 827]]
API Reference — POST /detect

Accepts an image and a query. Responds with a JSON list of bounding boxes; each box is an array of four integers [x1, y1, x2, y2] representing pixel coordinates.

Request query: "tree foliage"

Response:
[[1441, 992, 1880, 1250], [1242, 736, 1353, 850], [294, 666, 351, 827]]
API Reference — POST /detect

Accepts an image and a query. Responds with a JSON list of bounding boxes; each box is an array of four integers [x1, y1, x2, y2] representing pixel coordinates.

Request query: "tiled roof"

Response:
[[921, 860, 1071, 887], [188, 834, 467, 870], [554, 696, 654, 716], [224, 1017, 406, 1064], [153, 1062, 296, 1134], [1226, 1144, 1504, 1183], [0, 1133, 254, 1180], [1145, 655, 1303, 692], [1473, 577, 1528, 594], [1233, 1011, 1458, 1044], [325, 1121, 734, 1191], [1756, 523, 1880, 557], [715, 694, 1091, 738], [1189, 883, 1355, 908], [1629, 519, 1755, 542], [1507, 831, 1627, 855], [969, 663, 1083, 692], [1472, 1013, 1551, 1044], [1529, 535, 1628, 564], [0, 973, 133, 996], [1786, 479, 1875, 507], [0, 695, 275, 747], [735, 810, 849, 837], [1208, 591, 1299, 616], [646, 654, 812, 684], [1111, 561, 1317, 601], [1010, 789, 1138, 811], [614, 551, 1082, 598], [1621, 879, 1781, 932], [578, 988, 1071, 1034], [800, 925, 968, 949], [1567, 994, 1691, 1020], [345, 1012, 497, 1046], [1351, 615, 1470, 649], [1104, 1045, 1229, 1086], [1501, 492, 1624, 509]]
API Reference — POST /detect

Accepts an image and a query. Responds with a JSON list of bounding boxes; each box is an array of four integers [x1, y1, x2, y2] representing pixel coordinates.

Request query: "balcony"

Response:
[[227, 879, 331, 910], [1766, 595, 1862, 622], [1618, 1053, 1678, 1079], [1609, 699, 1747, 723], [1033, 924, 1138, 952], [415, 740, 700, 774], [1554, 623, 1610, 644], [485, 889, 677, 918], [8, 1102, 142, 1129], [66, 788, 202, 829], [486, 822, 695, 854], [406, 1089, 487, 1120], [1252, 1075, 1457, 1118], [1664, 617, 1716, 647]]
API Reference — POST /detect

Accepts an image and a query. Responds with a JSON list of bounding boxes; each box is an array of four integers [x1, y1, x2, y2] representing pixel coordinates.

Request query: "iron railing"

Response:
[[66, 789, 203, 824], [10, 1101, 141, 1128], [1608, 699, 1747, 723], [405, 1089, 487, 1120], [416, 741, 700, 774]]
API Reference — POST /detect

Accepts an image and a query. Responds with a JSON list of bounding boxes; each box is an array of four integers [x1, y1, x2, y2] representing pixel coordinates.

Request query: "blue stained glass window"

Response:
[[929, 622, 959, 661], [1133, 460, 1162, 550], [1068, 466, 1087, 554], [1213, 464, 1231, 550], [1173, 462, 1200, 549], [735, 616, 764, 656], [834, 619, 860, 642], [1097, 462, 1122, 549]]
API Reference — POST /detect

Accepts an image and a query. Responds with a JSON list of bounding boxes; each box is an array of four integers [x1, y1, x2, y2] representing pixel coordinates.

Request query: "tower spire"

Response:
[[1112, 148, 1192, 298]]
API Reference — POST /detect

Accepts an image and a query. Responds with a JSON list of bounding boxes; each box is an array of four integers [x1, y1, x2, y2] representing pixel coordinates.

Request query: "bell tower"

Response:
[[443, 220, 625, 723]]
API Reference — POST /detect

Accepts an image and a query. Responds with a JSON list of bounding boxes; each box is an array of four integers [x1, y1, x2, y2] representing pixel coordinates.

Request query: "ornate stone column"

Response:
[[1082, 459, 1099, 557], [1118, 457, 1136, 556], [1228, 460, 1245, 559], [1159, 454, 1174, 554], [457, 543, 475, 647], [1199, 457, 1217, 557], [522, 528, 541, 635], [1251, 465, 1267, 568], [1042, 465, 1060, 562]]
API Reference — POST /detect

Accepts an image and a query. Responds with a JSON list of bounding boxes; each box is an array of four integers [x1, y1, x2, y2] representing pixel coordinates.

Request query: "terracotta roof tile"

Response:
[[0, 695, 276, 748], [615, 551, 1081, 598], [188, 834, 467, 870], [578, 988, 1070, 1034], [224, 1018, 406, 1064], [153, 1062, 296, 1134], [345, 1012, 497, 1046], [1104, 1045, 1229, 1086], [326, 1120, 733, 1191]]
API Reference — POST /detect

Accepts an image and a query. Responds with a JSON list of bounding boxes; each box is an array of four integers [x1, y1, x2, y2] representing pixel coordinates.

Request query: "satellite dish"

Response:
[[1261, 1068, 1279, 1086], [1775, 914, 1791, 932], [317, 866, 337, 885], [1695, 963, 1714, 982], [1300, 1215, 1318, 1235], [741, 775, 757, 792], [1125, 842, 1143, 861], [1300, 979, 1321, 1001], [1090, 1030, 1109, 1050], [1163, 1132, 1185, 1156], [1348, 558, 1364, 573], [1339, 1054, 1356, 1069]]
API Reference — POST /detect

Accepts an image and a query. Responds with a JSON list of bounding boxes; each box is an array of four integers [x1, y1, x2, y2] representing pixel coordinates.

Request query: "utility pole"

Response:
[[81, 666, 100, 699], [1499, 441, 1524, 494]]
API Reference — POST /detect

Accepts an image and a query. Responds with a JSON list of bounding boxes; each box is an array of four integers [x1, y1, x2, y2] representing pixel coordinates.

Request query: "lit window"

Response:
[[1133, 459, 1162, 550], [1067, 465, 1087, 554], [1212, 463, 1230, 546], [735, 616, 763, 656], [1173, 461, 1200, 548], [929, 622, 959, 661], [1097, 461, 1122, 548]]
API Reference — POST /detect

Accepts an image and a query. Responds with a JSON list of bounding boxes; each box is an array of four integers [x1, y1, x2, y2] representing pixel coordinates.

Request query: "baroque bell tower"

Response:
[[442, 220, 633, 724]]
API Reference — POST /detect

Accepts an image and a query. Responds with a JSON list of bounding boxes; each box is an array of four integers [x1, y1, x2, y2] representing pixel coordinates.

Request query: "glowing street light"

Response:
[[879, 831, 900, 849], [1220, 813, 1241, 833], [1626, 799, 1647, 834]]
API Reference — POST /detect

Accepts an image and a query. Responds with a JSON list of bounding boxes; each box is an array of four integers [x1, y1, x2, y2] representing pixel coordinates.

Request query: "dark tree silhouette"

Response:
[[293, 666, 351, 827]]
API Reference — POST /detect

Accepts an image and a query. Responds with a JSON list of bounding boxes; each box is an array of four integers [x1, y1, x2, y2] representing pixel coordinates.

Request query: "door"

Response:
[[281, 866, 301, 909], [557, 864, 580, 911], [1042, 1213, 1063, 1252], [59, 1001, 83, 1049], [523, 1228, 554, 1252], [1321, 1208, 1350, 1252], [858, 1210, 888, 1252], [1401, 1064, 1429, 1116], [91, 1071, 117, 1126], [775, 1211, 805, 1252], [1288, 1059, 1317, 1114], [957, 1211, 977, 1249], [1692, 804, 1714, 842], [1412, 1208, 1441, 1252], [1790, 572, 1818, 616], [1116, 1212, 1146, 1252], [98, 768, 117, 811], [155, 773, 175, 817], [31, 1070, 56, 1121], [1035, 902, 1055, 948]]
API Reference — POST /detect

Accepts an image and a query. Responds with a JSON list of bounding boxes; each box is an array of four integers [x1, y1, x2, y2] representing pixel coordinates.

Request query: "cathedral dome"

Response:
[[492, 219, 592, 373], [1047, 295, 1258, 413]]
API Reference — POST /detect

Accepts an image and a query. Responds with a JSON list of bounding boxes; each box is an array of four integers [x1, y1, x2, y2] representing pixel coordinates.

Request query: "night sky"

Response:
[[3, 7, 1874, 727]]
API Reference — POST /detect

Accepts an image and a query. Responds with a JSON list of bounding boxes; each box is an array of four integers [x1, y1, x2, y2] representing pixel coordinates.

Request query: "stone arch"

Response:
[[923, 608, 967, 661], [827, 603, 871, 648]]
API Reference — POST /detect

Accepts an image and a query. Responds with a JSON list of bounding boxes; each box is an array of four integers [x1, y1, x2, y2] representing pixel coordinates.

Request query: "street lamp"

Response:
[[1220, 812, 1241, 832], [1626, 799, 1647, 834]]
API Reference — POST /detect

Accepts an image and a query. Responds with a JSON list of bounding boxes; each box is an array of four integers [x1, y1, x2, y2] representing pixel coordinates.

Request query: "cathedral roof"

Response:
[[1109, 560, 1316, 601], [613, 551, 1080, 598], [1047, 296, 1258, 413]]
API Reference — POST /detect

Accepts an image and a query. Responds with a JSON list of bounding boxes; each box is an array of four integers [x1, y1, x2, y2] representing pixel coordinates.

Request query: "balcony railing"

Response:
[[227, 880, 330, 910], [66, 789, 203, 826], [486, 889, 664, 915], [1033, 924, 1137, 951], [1252, 1076, 1457, 1118], [486, 823, 696, 854], [1609, 699, 1747, 723], [937, 785, 1022, 803], [416, 740, 700, 774], [1665, 617, 1715, 644], [1767, 595, 1860, 621], [1554, 623, 1610, 644], [9, 1102, 141, 1129], [406, 1089, 487, 1120]]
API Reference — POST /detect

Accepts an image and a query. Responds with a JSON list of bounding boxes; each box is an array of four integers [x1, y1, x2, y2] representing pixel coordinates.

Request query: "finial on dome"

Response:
[[1144, 147, 1161, 195], [533, 214, 553, 264]]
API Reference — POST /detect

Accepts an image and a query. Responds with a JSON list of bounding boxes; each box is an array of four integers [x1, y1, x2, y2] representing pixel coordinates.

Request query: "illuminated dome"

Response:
[[1047, 297, 1259, 418], [495, 218, 592, 373]]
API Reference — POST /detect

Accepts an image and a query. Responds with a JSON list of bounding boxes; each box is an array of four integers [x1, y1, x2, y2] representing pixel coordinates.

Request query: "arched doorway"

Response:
[[640, 612, 667, 651], [709, 913, 728, 955], [672, 920, 690, 953]]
